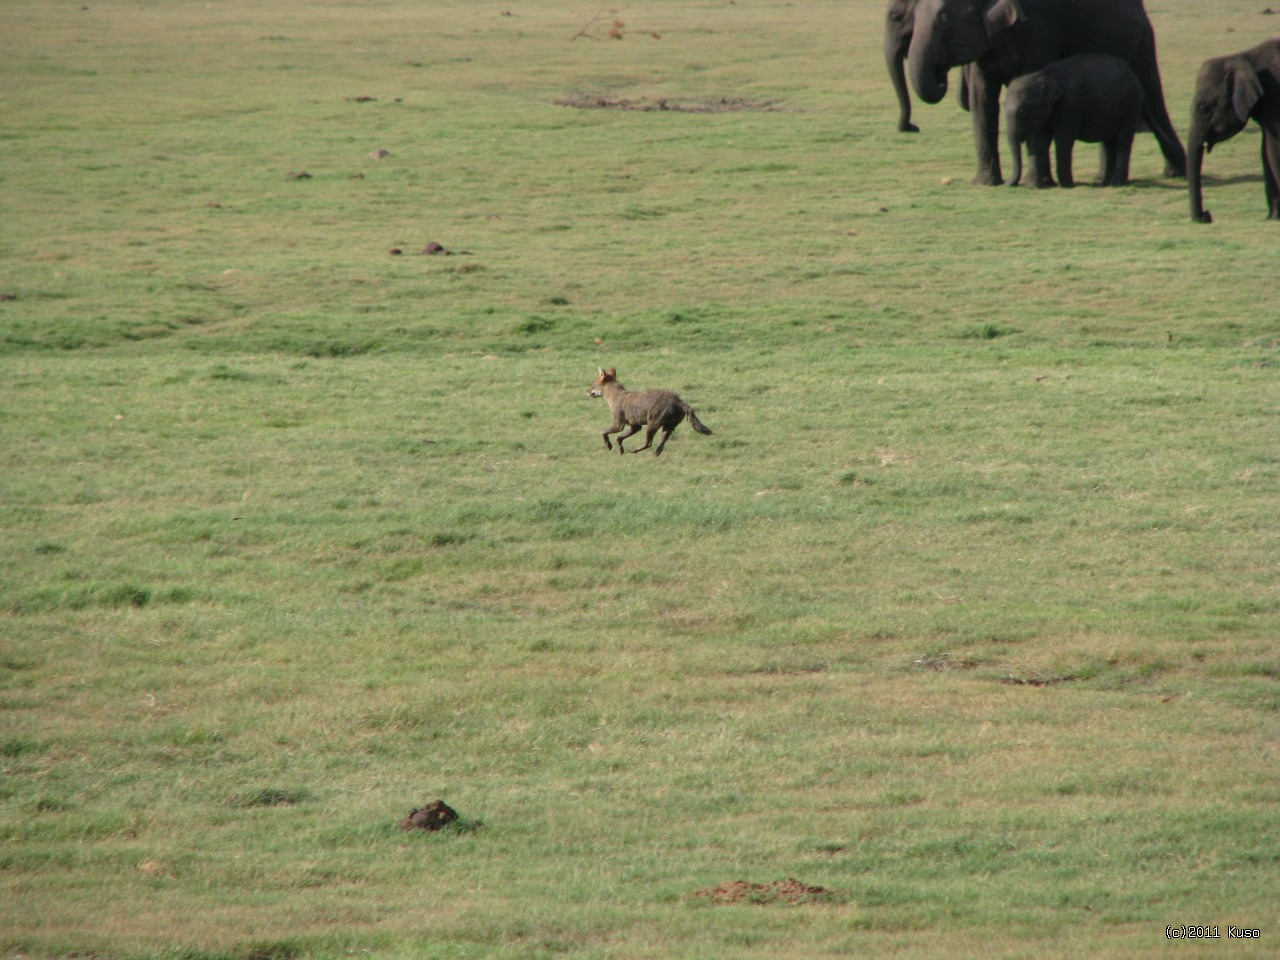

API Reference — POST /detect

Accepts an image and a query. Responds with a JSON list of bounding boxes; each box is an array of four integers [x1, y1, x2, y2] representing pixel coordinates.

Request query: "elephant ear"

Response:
[[985, 0, 1026, 37], [1231, 63, 1263, 123], [1040, 74, 1065, 109]]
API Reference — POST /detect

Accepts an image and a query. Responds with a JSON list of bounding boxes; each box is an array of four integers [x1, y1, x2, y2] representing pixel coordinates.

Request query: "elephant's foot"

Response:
[[1163, 162, 1187, 178], [898, 121, 920, 134], [1192, 210, 1214, 224], [971, 168, 1004, 186]]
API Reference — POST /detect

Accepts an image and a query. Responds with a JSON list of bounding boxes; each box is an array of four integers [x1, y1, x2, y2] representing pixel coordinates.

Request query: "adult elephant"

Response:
[[906, 0, 1186, 185], [884, 0, 971, 133], [1188, 39, 1280, 223]]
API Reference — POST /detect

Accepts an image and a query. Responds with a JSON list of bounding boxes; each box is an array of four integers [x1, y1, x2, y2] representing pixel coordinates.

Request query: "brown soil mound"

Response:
[[694, 878, 839, 906], [397, 800, 458, 831]]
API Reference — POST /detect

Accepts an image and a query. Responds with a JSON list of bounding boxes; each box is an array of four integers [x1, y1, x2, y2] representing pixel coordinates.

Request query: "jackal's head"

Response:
[[588, 367, 617, 398]]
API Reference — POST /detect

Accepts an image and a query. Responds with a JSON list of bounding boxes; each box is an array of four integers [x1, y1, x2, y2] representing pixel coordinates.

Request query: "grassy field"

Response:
[[2, 1, 1278, 957]]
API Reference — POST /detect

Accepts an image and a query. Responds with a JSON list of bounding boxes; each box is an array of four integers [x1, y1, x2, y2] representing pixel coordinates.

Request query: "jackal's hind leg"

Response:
[[652, 426, 675, 456], [629, 424, 662, 454]]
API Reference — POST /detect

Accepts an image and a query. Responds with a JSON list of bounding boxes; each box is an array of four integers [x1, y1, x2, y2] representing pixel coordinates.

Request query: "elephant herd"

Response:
[[883, 0, 1280, 222]]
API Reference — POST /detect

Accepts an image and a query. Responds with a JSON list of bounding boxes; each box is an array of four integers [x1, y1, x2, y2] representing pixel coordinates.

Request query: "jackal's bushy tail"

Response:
[[684, 405, 713, 436]]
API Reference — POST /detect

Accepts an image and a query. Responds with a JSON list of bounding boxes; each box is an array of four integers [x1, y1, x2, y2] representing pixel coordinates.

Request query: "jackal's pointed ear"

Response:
[[597, 367, 607, 378], [607, 367, 616, 377]]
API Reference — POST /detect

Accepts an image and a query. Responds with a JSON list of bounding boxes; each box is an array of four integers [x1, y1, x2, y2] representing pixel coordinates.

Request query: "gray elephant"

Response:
[[906, 0, 1186, 185], [1005, 54, 1144, 188], [884, 0, 971, 132], [1188, 38, 1280, 223], [885, 0, 923, 132]]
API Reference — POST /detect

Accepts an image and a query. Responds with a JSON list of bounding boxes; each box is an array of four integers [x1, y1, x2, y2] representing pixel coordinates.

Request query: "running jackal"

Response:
[[587, 367, 713, 456]]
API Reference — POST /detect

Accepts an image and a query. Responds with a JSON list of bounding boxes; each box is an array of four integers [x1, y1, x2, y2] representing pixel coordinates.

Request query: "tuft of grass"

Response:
[[1, 738, 43, 758], [228, 789, 317, 809]]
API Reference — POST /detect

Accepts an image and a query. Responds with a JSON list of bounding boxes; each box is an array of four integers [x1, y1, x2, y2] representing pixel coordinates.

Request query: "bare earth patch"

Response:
[[694, 878, 840, 906], [1001, 674, 1077, 687], [913, 654, 980, 672], [556, 95, 788, 113]]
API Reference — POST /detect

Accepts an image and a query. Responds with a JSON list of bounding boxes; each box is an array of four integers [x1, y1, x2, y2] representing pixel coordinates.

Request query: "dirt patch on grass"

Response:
[[913, 654, 980, 672], [556, 95, 788, 113], [1001, 674, 1077, 687], [694, 878, 840, 906]]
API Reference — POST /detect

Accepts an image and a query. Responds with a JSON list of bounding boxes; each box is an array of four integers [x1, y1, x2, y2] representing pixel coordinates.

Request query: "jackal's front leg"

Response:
[[613, 423, 641, 454]]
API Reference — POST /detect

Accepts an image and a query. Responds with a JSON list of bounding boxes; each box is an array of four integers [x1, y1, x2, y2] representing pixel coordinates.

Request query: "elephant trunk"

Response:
[[907, 22, 948, 105], [1188, 133, 1211, 223], [885, 33, 916, 132]]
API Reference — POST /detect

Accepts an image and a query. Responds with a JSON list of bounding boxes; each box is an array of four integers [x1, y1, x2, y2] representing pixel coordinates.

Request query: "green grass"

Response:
[[1, 1, 1278, 957]]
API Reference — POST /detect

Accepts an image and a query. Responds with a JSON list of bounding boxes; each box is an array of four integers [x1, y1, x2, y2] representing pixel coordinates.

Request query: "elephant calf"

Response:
[[1005, 54, 1145, 188], [1188, 38, 1280, 223]]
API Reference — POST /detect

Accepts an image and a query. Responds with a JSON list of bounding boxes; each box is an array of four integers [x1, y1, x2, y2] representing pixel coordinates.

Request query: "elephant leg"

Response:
[[886, 37, 918, 133], [1096, 142, 1114, 186], [1143, 103, 1188, 178], [1263, 132, 1280, 219], [1133, 32, 1188, 177], [1055, 136, 1076, 189], [1112, 133, 1135, 187], [1028, 132, 1055, 188], [970, 70, 1004, 186]]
